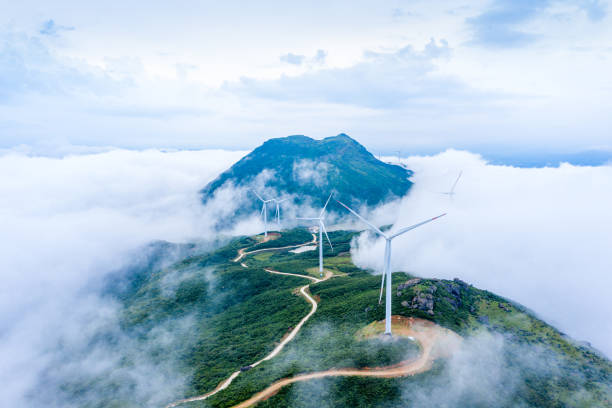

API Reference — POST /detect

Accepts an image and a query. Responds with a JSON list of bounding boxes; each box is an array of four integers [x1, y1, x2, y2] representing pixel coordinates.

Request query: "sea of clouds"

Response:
[[353, 150, 612, 357], [0, 148, 256, 406], [0, 147, 610, 406]]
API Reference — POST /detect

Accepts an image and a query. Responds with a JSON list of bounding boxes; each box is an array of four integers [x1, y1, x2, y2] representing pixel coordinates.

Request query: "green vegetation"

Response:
[[200, 134, 413, 215], [63, 228, 611, 408], [249, 228, 314, 251]]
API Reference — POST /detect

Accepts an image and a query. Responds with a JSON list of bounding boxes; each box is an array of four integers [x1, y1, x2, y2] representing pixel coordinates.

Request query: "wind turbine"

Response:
[[297, 194, 334, 275], [272, 197, 289, 229], [440, 171, 462, 199], [252, 191, 273, 238], [336, 199, 446, 335]]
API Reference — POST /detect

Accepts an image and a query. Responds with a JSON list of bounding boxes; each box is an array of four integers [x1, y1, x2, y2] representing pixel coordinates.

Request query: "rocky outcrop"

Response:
[[397, 278, 421, 291], [398, 278, 472, 316], [396, 278, 421, 296], [434, 278, 471, 311], [498, 303, 511, 312], [402, 285, 435, 315], [410, 292, 435, 315]]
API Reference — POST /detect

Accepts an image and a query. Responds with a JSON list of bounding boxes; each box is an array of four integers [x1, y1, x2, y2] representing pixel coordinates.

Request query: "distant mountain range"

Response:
[[200, 134, 413, 211]]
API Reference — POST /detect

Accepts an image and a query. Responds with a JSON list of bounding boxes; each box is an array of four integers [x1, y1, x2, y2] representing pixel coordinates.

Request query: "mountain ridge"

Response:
[[80, 228, 612, 408], [200, 134, 413, 210]]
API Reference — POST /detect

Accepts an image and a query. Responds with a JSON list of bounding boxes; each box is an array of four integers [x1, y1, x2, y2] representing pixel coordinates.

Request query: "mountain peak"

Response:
[[330, 132, 354, 140], [201, 134, 413, 211]]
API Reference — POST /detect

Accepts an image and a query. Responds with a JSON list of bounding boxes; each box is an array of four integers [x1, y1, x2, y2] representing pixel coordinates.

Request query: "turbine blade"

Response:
[[252, 190, 264, 201], [335, 199, 387, 238], [319, 193, 333, 218], [389, 213, 447, 239], [321, 222, 333, 251], [450, 171, 462, 194], [378, 273, 385, 304], [261, 203, 265, 216]]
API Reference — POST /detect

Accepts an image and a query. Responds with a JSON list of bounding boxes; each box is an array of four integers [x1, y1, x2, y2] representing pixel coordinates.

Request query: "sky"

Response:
[[1, 2, 612, 405], [1, 0, 612, 157]]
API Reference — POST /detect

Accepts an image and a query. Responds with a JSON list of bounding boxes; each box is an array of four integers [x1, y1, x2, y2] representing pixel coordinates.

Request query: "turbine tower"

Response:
[[272, 197, 289, 229], [252, 191, 273, 238], [297, 193, 334, 274], [336, 199, 446, 335], [440, 171, 462, 199]]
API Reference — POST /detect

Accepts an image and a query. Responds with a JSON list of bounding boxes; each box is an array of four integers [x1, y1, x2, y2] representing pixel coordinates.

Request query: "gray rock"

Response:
[[409, 291, 435, 315], [453, 278, 469, 288], [498, 303, 511, 312], [397, 278, 421, 291], [445, 297, 459, 310]]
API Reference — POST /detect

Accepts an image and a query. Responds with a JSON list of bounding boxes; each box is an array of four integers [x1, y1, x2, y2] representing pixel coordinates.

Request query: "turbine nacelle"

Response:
[[296, 193, 334, 273], [439, 170, 462, 198], [251, 190, 275, 238], [335, 198, 446, 335], [271, 197, 290, 228]]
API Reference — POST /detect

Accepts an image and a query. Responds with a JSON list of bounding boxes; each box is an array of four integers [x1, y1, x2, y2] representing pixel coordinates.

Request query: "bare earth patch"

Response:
[[231, 317, 462, 408]]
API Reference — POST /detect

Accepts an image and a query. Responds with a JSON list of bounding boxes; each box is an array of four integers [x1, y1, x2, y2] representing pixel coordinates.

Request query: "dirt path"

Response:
[[166, 234, 461, 408], [165, 233, 324, 408], [233, 233, 317, 263], [231, 317, 461, 408]]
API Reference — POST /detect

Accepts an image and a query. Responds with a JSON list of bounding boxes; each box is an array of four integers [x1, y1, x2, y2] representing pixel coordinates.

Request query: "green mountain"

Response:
[[56, 228, 611, 408], [45, 139, 611, 407], [200, 134, 412, 210]]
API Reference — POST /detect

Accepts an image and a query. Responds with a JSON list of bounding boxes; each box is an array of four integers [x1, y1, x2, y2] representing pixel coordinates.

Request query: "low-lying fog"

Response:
[[1, 147, 610, 406]]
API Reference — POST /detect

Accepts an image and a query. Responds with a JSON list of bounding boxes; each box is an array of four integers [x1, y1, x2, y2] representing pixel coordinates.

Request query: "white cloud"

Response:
[[227, 39, 466, 109], [1, 146, 610, 405], [1, 3, 611, 153], [351, 150, 612, 356], [292, 159, 330, 187], [0, 148, 255, 406]]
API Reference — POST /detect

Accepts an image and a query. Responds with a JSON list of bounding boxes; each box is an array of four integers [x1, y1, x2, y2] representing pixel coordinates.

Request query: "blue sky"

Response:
[[1, 0, 611, 157]]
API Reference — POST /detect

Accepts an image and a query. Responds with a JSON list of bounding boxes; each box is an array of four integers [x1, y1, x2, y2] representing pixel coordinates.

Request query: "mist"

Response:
[[2, 146, 610, 406], [351, 150, 612, 357], [396, 331, 592, 407], [0, 148, 254, 406]]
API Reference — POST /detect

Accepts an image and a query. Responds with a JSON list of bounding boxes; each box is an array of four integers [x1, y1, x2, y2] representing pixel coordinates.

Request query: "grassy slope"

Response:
[[200, 134, 413, 209], [191, 229, 611, 408], [68, 228, 610, 408]]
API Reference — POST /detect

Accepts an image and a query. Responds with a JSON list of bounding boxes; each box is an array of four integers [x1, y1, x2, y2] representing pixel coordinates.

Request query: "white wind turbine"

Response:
[[272, 197, 289, 229], [440, 171, 462, 199], [336, 199, 446, 335], [252, 191, 274, 238], [297, 193, 334, 275]]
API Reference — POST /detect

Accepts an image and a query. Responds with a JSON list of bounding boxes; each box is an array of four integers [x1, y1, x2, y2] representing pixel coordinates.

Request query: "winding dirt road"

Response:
[[165, 234, 325, 408], [231, 316, 461, 408], [165, 234, 461, 408], [233, 233, 317, 263]]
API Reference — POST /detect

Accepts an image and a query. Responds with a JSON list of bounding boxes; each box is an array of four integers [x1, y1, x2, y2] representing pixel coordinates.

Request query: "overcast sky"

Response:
[[2, 0, 611, 155]]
